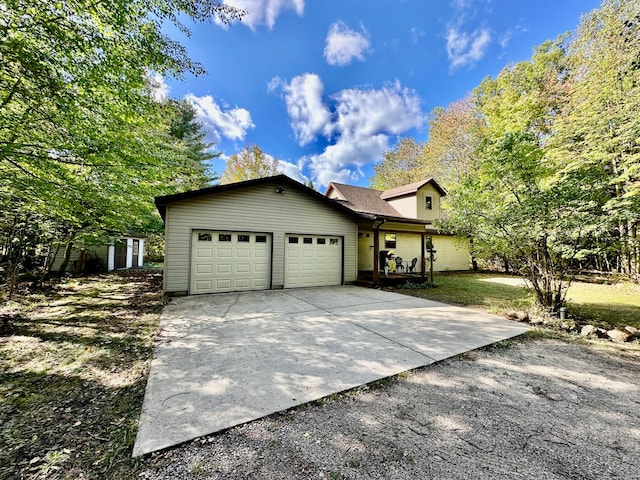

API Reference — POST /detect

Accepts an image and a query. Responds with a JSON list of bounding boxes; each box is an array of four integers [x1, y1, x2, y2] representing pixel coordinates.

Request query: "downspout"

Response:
[[372, 218, 386, 284]]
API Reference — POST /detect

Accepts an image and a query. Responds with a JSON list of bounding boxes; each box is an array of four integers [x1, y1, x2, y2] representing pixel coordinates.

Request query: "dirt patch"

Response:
[[138, 337, 640, 480], [0, 271, 164, 479]]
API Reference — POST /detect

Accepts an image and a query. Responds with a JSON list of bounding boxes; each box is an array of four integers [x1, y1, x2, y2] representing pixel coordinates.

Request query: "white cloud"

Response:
[[445, 0, 492, 70], [145, 72, 169, 102], [277, 160, 309, 184], [305, 133, 391, 187], [279, 75, 424, 187], [446, 27, 491, 69], [499, 23, 528, 48], [324, 21, 372, 66], [332, 81, 423, 137], [273, 73, 332, 146], [185, 94, 254, 142], [220, 0, 304, 29]]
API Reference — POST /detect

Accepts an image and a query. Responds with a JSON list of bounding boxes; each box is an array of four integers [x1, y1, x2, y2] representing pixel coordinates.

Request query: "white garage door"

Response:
[[284, 235, 342, 288], [191, 230, 271, 294]]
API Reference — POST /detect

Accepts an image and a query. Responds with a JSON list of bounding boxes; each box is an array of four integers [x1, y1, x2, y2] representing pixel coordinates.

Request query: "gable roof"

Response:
[[325, 177, 446, 220], [325, 183, 402, 217], [154, 175, 361, 222], [380, 178, 446, 200]]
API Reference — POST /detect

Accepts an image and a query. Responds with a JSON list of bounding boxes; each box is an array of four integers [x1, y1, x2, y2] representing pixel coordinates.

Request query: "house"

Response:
[[49, 236, 145, 274], [155, 175, 469, 295], [325, 179, 469, 281]]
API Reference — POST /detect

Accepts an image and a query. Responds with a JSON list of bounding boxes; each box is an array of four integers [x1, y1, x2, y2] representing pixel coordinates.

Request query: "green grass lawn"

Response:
[[397, 272, 640, 329]]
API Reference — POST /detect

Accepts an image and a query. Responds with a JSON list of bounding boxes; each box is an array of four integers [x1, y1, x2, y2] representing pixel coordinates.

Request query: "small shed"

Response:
[[49, 236, 145, 274]]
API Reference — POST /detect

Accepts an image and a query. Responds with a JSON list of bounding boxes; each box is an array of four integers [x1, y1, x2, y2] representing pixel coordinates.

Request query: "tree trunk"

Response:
[[58, 238, 74, 274], [629, 222, 639, 282], [469, 237, 479, 271]]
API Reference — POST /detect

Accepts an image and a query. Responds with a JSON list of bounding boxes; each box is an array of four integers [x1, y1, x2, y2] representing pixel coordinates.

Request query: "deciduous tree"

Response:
[[370, 138, 428, 190], [0, 0, 243, 287], [221, 145, 281, 184], [550, 0, 640, 280]]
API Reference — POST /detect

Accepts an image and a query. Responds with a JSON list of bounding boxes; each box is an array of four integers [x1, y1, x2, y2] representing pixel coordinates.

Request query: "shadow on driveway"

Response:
[[133, 286, 529, 456]]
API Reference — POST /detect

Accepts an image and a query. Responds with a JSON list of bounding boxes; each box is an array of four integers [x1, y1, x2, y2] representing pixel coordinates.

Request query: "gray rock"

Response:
[[580, 325, 596, 337], [623, 326, 639, 339], [607, 328, 631, 343]]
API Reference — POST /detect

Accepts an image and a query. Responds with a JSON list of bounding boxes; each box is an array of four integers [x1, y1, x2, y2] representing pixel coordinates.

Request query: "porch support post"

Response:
[[373, 224, 380, 284], [420, 233, 426, 279]]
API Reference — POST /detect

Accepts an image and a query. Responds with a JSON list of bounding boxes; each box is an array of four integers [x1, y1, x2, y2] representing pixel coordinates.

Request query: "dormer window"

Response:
[[425, 196, 433, 210]]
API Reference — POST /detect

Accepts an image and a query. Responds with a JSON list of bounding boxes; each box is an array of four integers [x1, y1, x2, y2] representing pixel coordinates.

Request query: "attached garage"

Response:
[[284, 234, 342, 288], [191, 231, 272, 294], [155, 175, 359, 295]]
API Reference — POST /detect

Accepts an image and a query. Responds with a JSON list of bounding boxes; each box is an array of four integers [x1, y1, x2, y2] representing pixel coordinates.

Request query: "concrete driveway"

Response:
[[133, 286, 529, 457]]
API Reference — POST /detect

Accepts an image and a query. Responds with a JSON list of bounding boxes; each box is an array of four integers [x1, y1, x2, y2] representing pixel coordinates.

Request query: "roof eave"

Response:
[[154, 175, 362, 224]]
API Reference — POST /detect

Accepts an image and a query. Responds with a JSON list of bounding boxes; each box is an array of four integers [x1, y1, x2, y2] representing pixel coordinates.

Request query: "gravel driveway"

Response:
[[138, 336, 640, 479]]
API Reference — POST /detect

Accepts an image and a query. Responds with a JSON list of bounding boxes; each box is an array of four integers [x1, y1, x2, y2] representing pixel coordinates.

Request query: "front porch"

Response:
[[358, 221, 436, 287], [355, 270, 428, 288]]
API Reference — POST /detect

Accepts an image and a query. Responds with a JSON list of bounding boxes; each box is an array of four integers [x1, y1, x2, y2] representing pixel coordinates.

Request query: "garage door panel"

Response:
[[216, 248, 233, 258], [195, 280, 212, 291], [197, 265, 212, 275], [236, 263, 250, 273], [216, 264, 232, 274], [191, 231, 271, 294], [284, 235, 342, 288], [195, 248, 212, 259], [254, 265, 268, 274]]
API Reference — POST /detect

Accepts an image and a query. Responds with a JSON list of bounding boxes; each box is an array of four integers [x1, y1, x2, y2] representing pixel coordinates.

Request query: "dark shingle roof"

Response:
[[325, 183, 402, 217], [380, 178, 446, 199]]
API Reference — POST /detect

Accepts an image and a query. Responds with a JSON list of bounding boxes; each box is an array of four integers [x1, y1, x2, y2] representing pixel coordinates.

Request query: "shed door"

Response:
[[284, 235, 342, 288], [114, 242, 127, 269], [191, 230, 271, 294]]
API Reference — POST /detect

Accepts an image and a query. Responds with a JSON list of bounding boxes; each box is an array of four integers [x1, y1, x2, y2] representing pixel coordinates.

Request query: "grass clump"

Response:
[[401, 280, 436, 290]]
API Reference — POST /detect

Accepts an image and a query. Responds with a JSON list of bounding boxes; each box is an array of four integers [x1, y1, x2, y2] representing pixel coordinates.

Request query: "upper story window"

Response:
[[425, 196, 433, 210], [384, 233, 396, 248]]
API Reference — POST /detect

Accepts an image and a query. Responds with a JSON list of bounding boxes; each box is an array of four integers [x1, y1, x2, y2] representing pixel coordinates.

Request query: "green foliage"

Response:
[[369, 2, 640, 311], [370, 138, 427, 190], [549, 0, 640, 280], [221, 144, 281, 184], [0, 0, 240, 283]]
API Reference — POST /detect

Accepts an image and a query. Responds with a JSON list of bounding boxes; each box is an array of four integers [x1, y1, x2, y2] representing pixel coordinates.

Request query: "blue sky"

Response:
[[156, 0, 602, 188]]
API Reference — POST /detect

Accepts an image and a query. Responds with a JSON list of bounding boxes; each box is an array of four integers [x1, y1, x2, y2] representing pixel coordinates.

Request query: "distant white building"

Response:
[[49, 236, 145, 274]]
